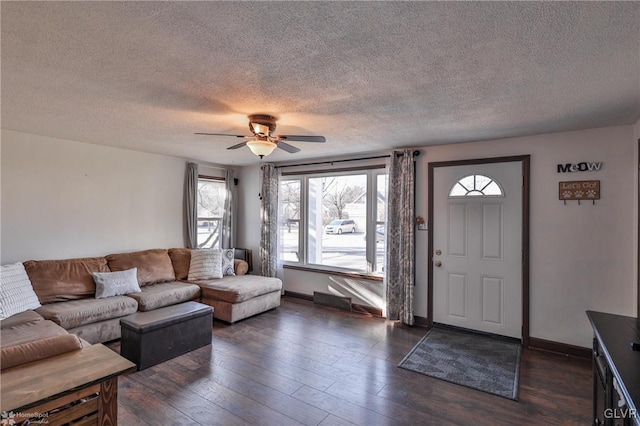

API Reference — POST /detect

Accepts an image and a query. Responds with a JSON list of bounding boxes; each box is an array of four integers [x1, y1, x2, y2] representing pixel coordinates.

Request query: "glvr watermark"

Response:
[[557, 162, 603, 173], [604, 408, 638, 419]]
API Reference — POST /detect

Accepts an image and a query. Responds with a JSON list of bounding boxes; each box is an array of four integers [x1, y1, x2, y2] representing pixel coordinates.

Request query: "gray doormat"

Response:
[[398, 327, 521, 400]]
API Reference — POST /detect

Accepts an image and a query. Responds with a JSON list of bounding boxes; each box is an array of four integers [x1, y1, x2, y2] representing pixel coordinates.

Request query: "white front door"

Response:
[[433, 162, 522, 339]]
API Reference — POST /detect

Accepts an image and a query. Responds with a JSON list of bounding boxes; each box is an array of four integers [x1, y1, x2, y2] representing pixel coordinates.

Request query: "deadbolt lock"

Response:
[[435, 249, 442, 255]]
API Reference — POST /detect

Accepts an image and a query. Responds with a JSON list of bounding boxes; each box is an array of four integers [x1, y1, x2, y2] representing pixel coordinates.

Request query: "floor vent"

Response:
[[313, 292, 351, 311]]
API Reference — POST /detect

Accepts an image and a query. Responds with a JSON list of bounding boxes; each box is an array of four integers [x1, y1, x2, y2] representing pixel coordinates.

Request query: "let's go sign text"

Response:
[[559, 180, 600, 201]]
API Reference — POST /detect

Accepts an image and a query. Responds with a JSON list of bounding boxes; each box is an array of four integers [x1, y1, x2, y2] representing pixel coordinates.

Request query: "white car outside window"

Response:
[[324, 219, 357, 234]]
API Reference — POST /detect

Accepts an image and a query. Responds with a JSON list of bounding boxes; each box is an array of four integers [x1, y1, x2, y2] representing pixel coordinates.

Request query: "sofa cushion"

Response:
[[193, 275, 282, 304], [1, 334, 84, 370], [67, 318, 122, 345], [0, 262, 42, 319], [168, 248, 191, 280], [93, 268, 141, 299], [106, 249, 175, 287], [24, 257, 109, 304], [0, 319, 66, 346], [0, 319, 84, 370], [125, 282, 201, 312], [36, 296, 139, 329], [0, 310, 44, 330]]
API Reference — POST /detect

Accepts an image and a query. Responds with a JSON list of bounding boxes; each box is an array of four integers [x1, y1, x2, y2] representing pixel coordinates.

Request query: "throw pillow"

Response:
[[0, 262, 42, 320], [221, 248, 236, 276], [92, 268, 141, 299], [188, 249, 223, 281]]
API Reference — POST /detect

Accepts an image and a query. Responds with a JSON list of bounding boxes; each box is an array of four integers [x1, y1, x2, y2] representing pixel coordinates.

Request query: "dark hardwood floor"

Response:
[[109, 297, 592, 425]]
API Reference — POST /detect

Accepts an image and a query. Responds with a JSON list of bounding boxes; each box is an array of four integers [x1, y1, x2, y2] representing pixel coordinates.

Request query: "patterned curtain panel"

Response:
[[184, 162, 199, 249], [221, 168, 236, 249], [260, 163, 279, 277], [385, 149, 415, 325]]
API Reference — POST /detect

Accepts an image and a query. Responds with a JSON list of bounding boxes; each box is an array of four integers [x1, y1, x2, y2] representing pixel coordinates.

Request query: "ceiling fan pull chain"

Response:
[[258, 158, 263, 200]]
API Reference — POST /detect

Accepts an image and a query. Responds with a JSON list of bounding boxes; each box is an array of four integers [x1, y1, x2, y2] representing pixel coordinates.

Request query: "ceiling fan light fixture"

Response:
[[246, 139, 277, 158]]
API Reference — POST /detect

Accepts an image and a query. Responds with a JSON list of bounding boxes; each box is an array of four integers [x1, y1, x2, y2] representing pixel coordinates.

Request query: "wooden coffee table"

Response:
[[1, 343, 135, 425]]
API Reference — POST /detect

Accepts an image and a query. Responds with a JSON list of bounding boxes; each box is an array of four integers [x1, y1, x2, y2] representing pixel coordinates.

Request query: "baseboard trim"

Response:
[[528, 337, 591, 359], [284, 291, 313, 301], [284, 291, 383, 317], [414, 315, 430, 328]]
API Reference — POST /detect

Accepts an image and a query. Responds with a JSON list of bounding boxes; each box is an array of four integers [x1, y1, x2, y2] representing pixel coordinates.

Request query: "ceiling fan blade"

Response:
[[227, 141, 248, 150], [276, 135, 326, 143], [277, 141, 301, 153], [194, 133, 249, 138]]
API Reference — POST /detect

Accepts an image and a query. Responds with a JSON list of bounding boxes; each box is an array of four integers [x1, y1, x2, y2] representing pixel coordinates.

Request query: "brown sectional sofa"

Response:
[[1, 247, 282, 370]]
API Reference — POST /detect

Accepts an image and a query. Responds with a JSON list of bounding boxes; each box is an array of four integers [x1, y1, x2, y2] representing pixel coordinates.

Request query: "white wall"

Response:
[[415, 125, 636, 348], [1, 130, 186, 263], [236, 164, 262, 272], [237, 125, 638, 348]]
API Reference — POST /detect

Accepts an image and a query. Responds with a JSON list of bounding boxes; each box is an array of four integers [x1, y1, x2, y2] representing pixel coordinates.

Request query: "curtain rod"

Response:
[[275, 150, 420, 169], [186, 161, 227, 171]]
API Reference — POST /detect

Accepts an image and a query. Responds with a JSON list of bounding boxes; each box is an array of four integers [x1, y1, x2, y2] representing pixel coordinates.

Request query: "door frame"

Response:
[[427, 155, 531, 346]]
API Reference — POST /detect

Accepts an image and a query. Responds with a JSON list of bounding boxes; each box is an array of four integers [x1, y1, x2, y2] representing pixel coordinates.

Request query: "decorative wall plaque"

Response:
[[559, 180, 600, 202], [557, 162, 603, 173]]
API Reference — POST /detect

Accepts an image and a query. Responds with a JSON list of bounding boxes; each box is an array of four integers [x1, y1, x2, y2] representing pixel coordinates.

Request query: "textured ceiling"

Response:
[[2, 2, 639, 165]]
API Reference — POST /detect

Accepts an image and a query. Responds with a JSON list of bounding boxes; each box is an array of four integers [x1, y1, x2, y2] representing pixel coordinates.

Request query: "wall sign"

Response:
[[559, 180, 600, 204], [557, 162, 602, 173]]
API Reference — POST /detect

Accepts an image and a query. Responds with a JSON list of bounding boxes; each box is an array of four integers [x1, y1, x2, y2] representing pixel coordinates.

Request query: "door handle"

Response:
[[434, 260, 442, 267]]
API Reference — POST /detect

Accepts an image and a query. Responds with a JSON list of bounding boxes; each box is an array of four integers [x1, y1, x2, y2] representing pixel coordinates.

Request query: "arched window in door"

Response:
[[449, 174, 504, 197]]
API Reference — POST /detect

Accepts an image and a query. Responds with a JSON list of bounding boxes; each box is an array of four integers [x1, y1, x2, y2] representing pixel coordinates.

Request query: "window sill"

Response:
[[282, 264, 383, 282]]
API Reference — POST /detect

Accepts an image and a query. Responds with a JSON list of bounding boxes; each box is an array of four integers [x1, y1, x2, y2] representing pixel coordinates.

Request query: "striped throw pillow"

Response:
[[188, 249, 223, 281], [0, 262, 41, 320]]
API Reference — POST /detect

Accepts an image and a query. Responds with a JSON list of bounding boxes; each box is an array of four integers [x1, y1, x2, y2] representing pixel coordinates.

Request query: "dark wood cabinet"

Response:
[[587, 311, 640, 426]]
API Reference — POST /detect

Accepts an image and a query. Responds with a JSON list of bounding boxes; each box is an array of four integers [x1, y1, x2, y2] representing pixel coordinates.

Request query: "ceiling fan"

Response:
[[195, 114, 326, 158]]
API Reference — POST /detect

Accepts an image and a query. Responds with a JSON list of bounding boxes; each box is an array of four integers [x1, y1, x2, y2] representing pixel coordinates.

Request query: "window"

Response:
[[308, 174, 367, 270], [280, 168, 387, 275], [375, 174, 388, 273], [449, 174, 503, 197], [197, 177, 226, 249], [280, 179, 301, 262]]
